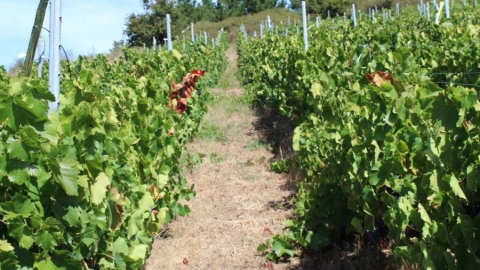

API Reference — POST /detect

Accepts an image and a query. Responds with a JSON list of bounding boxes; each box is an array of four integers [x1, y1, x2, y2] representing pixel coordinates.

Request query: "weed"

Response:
[[182, 152, 206, 172], [196, 123, 227, 142], [270, 158, 294, 174], [245, 140, 272, 151], [210, 153, 225, 164]]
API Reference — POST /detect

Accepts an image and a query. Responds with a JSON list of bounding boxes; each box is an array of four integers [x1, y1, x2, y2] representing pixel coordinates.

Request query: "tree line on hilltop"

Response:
[[125, 0, 286, 46], [124, 0, 401, 47]]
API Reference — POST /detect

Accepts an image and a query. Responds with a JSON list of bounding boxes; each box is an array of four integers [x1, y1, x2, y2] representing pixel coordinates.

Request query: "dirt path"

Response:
[[144, 46, 297, 270]]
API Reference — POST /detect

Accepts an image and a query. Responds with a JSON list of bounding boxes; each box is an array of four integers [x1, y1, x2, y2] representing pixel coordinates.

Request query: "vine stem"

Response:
[[99, 252, 115, 261]]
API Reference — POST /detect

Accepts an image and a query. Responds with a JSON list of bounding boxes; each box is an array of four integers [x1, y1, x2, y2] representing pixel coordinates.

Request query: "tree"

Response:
[[244, 0, 285, 14], [198, 0, 217, 21], [24, 0, 48, 77], [125, 0, 287, 46], [217, 0, 285, 17], [290, 0, 350, 16], [125, 0, 183, 47]]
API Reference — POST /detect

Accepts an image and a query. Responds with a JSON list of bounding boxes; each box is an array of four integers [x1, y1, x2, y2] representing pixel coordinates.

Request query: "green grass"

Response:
[[196, 123, 227, 142], [244, 140, 272, 151]]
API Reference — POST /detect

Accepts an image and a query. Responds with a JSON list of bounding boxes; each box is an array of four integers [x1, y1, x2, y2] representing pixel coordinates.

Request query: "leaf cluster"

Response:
[[0, 35, 228, 269], [239, 3, 480, 268]]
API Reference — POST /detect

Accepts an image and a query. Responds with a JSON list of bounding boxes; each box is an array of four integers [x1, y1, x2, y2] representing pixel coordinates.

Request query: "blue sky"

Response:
[[0, 0, 146, 69]]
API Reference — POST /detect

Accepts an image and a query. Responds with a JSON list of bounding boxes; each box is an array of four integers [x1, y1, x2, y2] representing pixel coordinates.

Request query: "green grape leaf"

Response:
[[0, 194, 35, 220], [129, 244, 148, 261], [56, 159, 80, 196], [113, 237, 129, 255], [448, 174, 467, 200], [36, 228, 58, 251], [19, 125, 40, 148], [6, 138, 28, 162], [7, 168, 28, 185], [62, 206, 82, 228], [431, 95, 459, 130], [33, 258, 58, 270], [8, 220, 34, 249]]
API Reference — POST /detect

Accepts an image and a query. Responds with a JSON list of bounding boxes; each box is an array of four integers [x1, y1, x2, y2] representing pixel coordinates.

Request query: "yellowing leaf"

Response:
[[138, 192, 154, 213], [311, 82, 321, 97], [158, 174, 168, 189], [91, 173, 111, 205], [365, 71, 394, 87], [172, 49, 182, 60], [165, 145, 175, 157], [293, 127, 301, 151], [0, 240, 14, 252]]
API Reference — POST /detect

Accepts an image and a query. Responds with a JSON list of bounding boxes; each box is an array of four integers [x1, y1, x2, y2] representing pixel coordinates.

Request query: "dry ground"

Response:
[[144, 46, 300, 270]]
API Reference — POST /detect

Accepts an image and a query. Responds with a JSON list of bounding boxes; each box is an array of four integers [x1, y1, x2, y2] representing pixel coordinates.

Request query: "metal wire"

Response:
[[433, 82, 480, 89]]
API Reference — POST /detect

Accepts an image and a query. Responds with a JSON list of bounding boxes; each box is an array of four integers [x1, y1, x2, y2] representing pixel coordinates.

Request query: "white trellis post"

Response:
[[191, 23, 194, 42], [352, 4, 357, 27], [37, 35, 45, 78], [426, 3, 430, 21], [182, 34, 185, 50], [166, 14, 173, 51], [153, 36, 157, 51], [445, 0, 450, 19], [48, 0, 61, 115], [302, 1, 308, 51]]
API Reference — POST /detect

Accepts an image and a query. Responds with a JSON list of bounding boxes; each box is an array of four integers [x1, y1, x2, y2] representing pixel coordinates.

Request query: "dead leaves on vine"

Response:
[[168, 70, 206, 115]]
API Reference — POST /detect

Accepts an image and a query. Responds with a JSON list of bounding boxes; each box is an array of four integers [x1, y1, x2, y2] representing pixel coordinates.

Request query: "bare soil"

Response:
[[144, 47, 299, 270]]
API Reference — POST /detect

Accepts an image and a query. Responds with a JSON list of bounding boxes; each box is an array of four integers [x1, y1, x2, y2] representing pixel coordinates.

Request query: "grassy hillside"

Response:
[[193, 0, 421, 43], [194, 9, 302, 43]]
